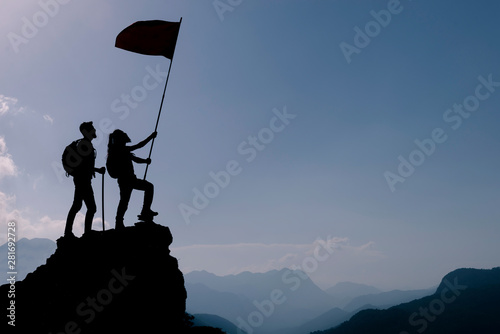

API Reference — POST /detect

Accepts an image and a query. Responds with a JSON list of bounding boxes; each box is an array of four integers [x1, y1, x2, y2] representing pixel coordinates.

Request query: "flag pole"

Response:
[[143, 17, 182, 180]]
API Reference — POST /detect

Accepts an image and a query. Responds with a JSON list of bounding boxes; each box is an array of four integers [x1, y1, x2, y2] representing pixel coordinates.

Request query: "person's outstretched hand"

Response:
[[145, 158, 152, 165], [150, 131, 157, 140], [97, 167, 106, 175]]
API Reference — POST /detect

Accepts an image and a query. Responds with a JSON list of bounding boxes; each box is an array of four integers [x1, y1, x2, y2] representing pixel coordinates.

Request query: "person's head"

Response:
[[80, 121, 97, 140], [108, 129, 131, 148]]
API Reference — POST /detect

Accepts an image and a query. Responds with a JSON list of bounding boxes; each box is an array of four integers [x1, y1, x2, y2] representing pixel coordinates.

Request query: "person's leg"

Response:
[[65, 179, 83, 236], [132, 178, 155, 214], [81, 181, 97, 234], [116, 178, 133, 228]]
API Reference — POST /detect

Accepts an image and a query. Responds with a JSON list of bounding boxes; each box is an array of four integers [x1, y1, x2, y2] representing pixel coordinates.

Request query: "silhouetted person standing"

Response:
[[64, 122, 105, 237], [107, 129, 157, 229]]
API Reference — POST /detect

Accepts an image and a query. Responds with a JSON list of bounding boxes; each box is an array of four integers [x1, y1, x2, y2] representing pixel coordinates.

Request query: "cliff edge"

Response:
[[2, 222, 188, 333]]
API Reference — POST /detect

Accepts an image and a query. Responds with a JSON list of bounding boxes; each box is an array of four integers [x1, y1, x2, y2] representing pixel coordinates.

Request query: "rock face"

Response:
[[2, 222, 187, 333]]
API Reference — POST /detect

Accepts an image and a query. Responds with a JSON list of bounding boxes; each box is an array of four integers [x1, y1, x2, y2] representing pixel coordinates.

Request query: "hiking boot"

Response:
[[138, 209, 158, 221], [140, 208, 158, 217]]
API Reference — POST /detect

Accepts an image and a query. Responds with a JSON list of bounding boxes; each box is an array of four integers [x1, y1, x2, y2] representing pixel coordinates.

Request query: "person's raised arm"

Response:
[[132, 156, 151, 165], [129, 131, 157, 151]]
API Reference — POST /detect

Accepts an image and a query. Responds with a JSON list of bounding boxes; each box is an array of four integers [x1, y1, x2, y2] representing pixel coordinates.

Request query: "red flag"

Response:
[[115, 20, 180, 59]]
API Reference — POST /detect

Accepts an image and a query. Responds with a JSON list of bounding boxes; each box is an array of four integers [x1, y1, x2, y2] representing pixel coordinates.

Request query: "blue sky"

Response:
[[1, 0, 499, 290]]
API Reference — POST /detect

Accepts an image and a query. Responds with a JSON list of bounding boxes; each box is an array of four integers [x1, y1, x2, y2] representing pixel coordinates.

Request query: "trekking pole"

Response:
[[102, 171, 105, 231]]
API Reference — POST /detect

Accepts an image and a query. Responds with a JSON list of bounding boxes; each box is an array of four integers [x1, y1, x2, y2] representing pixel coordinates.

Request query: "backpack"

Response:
[[106, 152, 122, 179], [62, 140, 82, 177], [62, 139, 95, 177]]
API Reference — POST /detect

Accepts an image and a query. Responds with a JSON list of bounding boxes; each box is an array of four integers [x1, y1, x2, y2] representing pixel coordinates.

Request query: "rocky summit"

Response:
[[2, 222, 189, 333]]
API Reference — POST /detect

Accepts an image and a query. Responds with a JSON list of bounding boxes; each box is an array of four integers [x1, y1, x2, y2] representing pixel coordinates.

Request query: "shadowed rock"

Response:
[[2, 222, 190, 333]]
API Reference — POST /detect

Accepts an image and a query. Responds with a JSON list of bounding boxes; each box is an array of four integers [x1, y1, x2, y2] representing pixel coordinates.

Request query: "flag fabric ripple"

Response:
[[115, 20, 180, 59]]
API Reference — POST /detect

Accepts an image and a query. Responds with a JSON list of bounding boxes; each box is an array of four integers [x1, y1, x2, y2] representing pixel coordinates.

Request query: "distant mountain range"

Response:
[[192, 313, 245, 334], [342, 286, 436, 312], [5, 238, 498, 333], [313, 267, 500, 334], [184, 269, 441, 334], [0, 237, 56, 282], [325, 281, 382, 308], [185, 269, 336, 333]]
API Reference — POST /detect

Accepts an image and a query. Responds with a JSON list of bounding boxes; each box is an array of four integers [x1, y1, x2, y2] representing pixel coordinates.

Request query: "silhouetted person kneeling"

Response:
[[107, 129, 157, 229], [63, 122, 105, 237]]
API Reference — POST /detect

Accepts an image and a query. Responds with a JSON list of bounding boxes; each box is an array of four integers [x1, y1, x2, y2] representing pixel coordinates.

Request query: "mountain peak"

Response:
[[436, 267, 500, 294], [2, 222, 189, 333]]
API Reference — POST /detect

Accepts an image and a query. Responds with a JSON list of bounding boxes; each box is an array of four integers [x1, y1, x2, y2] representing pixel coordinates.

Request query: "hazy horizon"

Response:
[[0, 235, 493, 292], [1, 0, 500, 292]]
